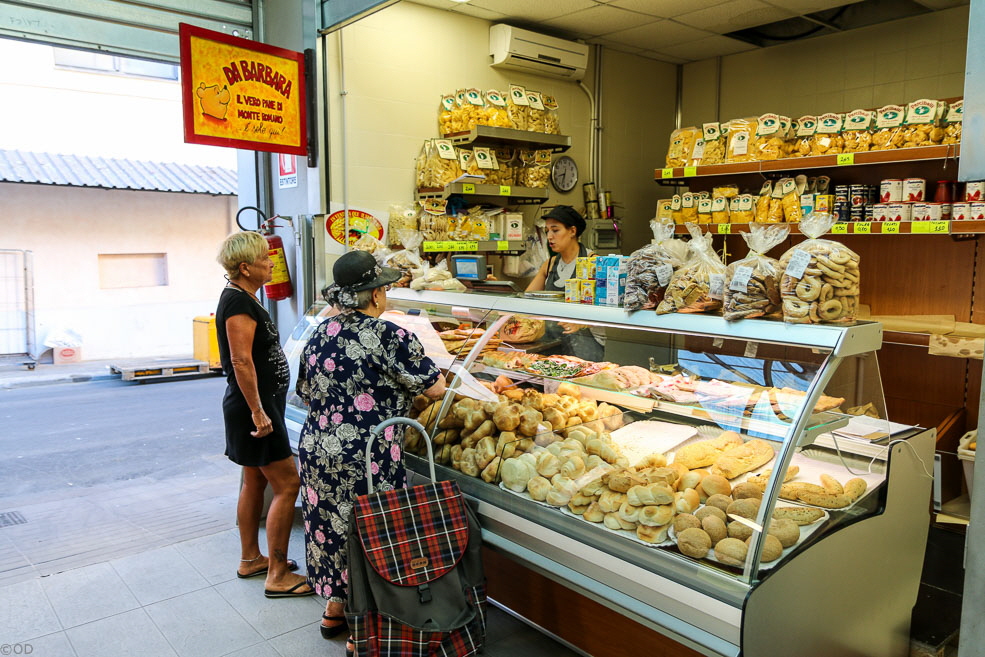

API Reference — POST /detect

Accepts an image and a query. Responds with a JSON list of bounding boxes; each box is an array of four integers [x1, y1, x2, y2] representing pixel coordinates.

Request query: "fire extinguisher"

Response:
[[236, 206, 294, 301]]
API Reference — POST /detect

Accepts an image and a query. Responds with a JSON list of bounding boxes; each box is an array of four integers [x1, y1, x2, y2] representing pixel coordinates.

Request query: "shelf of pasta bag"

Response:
[[416, 183, 550, 205], [441, 125, 572, 153], [882, 330, 931, 347], [654, 144, 961, 182], [421, 240, 527, 253], [678, 220, 985, 236]]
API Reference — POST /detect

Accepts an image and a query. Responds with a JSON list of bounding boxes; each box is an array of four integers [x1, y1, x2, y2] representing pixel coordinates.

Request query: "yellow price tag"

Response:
[[462, 183, 476, 194], [913, 220, 950, 234], [422, 241, 441, 252], [930, 220, 950, 233], [684, 166, 698, 177], [661, 168, 674, 179], [831, 223, 849, 234], [716, 223, 731, 234], [497, 240, 509, 251], [882, 221, 901, 234], [499, 185, 511, 196], [854, 222, 871, 234], [837, 153, 855, 166]]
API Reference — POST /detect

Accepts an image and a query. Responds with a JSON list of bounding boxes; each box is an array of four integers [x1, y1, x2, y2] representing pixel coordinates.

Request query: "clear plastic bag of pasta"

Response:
[[431, 139, 461, 186], [525, 150, 551, 188], [811, 113, 844, 155], [751, 113, 789, 161], [778, 213, 860, 325], [871, 105, 905, 150], [466, 147, 499, 184], [386, 204, 420, 247], [656, 223, 727, 315], [419, 200, 449, 241], [943, 100, 962, 145], [723, 223, 788, 320], [438, 94, 457, 136], [698, 122, 726, 165], [526, 90, 547, 132], [624, 219, 688, 311], [900, 99, 945, 148], [483, 89, 512, 128], [507, 84, 529, 130], [726, 117, 758, 163], [415, 141, 431, 189], [767, 178, 801, 224], [666, 126, 699, 167], [755, 181, 773, 222], [681, 192, 698, 223], [542, 93, 561, 134], [842, 109, 874, 153], [790, 115, 815, 158]]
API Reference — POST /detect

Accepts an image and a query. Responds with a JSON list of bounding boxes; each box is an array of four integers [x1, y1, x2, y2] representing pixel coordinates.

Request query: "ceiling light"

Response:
[[450, 0, 471, 3]]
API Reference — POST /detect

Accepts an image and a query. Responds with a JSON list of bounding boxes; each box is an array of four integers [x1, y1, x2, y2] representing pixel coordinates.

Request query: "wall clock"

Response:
[[550, 155, 578, 193]]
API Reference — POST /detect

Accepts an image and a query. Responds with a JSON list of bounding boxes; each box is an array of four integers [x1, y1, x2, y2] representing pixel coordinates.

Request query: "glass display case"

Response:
[[285, 289, 934, 657]]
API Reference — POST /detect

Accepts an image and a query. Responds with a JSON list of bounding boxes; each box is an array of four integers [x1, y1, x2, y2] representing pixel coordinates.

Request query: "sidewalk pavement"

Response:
[[0, 356, 211, 390]]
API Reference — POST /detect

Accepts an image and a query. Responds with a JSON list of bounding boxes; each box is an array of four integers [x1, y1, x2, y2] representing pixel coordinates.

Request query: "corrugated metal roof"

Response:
[[0, 149, 238, 195]]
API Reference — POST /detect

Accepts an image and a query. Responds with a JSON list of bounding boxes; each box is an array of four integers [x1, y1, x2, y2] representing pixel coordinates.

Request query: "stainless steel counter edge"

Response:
[[387, 289, 882, 357]]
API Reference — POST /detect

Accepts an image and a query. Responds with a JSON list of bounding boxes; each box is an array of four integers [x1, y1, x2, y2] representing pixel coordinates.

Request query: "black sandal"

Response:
[[346, 637, 354, 657], [320, 614, 347, 639]]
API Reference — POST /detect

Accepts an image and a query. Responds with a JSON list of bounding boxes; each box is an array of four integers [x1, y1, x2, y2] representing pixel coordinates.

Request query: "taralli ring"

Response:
[[828, 249, 853, 265], [783, 298, 810, 317], [819, 299, 843, 320], [795, 277, 821, 301]]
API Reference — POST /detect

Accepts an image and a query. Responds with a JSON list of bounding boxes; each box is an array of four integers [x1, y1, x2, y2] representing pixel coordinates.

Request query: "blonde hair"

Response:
[[217, 231, 268, 279]]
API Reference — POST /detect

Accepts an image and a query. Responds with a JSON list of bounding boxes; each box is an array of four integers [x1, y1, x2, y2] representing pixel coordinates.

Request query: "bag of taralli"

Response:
[[623, 219, 688, 311], [656, 223, 727, 315], [723, 223, 789, 320], [778, 213, 860, 325]]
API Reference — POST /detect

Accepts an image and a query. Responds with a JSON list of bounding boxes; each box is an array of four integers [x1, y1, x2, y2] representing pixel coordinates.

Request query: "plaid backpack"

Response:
[[346, 418, 487, 657]]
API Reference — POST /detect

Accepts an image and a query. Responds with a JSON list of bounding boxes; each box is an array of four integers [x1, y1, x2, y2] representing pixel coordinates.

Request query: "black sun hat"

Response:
[[543, 205, 586, 236], [332, 250, 401, 291]]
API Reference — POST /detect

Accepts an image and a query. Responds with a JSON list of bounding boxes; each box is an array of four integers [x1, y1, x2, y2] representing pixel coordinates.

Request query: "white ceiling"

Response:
[[407, 0, 966, 64]]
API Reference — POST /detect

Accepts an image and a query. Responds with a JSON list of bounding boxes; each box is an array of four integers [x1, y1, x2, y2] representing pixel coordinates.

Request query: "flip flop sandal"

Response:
[[237, 558, 300, 579], [320, 615, 347, 640], [346, 638, 354, 657], [264, 580, 315, 598]]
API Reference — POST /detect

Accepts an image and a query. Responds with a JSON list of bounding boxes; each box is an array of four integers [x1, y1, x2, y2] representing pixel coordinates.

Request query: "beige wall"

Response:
[[323, 1, 676, 261], [682, 6, 969, 126], [2, 183, 237, 360]]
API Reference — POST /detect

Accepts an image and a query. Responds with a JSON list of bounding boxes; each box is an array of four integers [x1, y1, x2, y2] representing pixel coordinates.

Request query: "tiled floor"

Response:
[[0, 472, 582, 657]]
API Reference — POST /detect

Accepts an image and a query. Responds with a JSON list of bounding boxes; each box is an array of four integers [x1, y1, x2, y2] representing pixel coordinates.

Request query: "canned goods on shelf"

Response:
[[880, 179, 903, 203], [903, 178, 926, 202]]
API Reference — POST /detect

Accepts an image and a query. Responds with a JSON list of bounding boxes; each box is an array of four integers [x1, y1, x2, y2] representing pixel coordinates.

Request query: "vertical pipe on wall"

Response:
[[593, 44, 603, 188], [715, 55, 722, 122], [674, 63, 682, 131], [338, 29, 350, 252]]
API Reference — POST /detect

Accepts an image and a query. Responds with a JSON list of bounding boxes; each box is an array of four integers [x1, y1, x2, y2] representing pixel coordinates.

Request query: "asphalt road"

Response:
[[0, 377, 231, 497]]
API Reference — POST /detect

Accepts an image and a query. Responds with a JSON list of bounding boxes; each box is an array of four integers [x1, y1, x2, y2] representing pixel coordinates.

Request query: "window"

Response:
[[98, 254, 169, 289], [53, 48, 178, 80]]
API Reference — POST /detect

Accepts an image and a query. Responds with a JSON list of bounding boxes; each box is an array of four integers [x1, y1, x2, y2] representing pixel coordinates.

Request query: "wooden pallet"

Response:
[[111, 360, 215, 381]]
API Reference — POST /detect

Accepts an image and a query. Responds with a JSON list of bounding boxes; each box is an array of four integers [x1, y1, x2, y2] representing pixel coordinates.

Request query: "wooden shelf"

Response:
[[883, 331, 932, 347], [416, 182, 549, 205], [655, 144, 961, 183], [442, 125, 571, 153], [676, 220, 985, 236]]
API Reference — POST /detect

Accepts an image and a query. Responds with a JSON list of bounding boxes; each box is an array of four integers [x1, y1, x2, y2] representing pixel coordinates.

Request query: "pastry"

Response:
[[583, 501, 605, 523], [672, 432, 744, 469], [677, 527, 712, 558], [712, 439, 775, 479]]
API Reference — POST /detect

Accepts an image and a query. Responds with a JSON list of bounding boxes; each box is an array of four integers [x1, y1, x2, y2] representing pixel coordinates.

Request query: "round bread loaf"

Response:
[[677, 528, 712, 558], [731, 482, 764, 500], [668, 462, 690, 484], [700, 474, 732, 498], [639, 504, 674, 527], [726, 497, 761, 520], [673, 513, 702, 534], [695, 505, 727, 522], [701, 515, 727, 544], [768, 518, 800, 548], [728, 520, 753, 541], [705, 494, 733, 513], [678, 469, 708, 491], [714, 537, 749, 567], [674, 488, 701, 514], [747, 534, 783, 562], [526, 475, 550, 501]]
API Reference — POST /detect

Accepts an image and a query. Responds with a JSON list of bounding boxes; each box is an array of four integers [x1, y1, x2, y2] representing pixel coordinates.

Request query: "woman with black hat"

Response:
[[525, 205, 605, 361], [294, 250, 446, 651]]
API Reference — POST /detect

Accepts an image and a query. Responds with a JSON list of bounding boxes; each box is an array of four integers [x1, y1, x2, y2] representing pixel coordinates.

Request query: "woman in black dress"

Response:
[[216, 231, 312, 598]]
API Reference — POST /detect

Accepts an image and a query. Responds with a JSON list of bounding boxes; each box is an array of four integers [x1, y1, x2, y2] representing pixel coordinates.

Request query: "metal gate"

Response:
[[0, 0, 253, 63], [0, 250, 36, 365]]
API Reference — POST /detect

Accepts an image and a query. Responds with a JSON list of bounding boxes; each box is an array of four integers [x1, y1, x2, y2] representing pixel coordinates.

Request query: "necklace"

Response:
[[226, 280, 263, 306]]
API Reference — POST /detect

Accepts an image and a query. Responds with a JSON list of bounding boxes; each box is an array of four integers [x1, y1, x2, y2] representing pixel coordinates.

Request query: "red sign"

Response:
[[179, 23, 307, 156], [326, 210, 384, 246]]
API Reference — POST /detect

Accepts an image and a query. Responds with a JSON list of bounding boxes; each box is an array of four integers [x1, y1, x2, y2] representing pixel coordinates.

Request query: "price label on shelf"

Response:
[[716, 223, 731, 234], [497, 240, 510, 251], [854, 222, 871, 234], [684, 166, 698, 177], [661, 168, 674, 179], [831, 223, 849, 234], [912, 220, 950, 234], [499, 185, 511, 196], [423, 241, 479, 252], [836, 153, 855, 166], [462, 183, 476, 194], [882, 221, 901, 234]]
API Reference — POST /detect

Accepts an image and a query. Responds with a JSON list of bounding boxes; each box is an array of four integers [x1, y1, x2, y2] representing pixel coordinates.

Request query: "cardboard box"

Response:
[[53, 346, 82, 364], [565, 279, 581, 303]]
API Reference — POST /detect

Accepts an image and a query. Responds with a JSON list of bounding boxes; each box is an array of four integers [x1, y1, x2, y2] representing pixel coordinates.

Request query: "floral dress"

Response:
[[296, 311, 440, 603]]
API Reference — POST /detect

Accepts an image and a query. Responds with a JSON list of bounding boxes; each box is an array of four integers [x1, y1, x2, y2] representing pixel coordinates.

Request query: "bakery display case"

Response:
[[378, 288, 935, 657]]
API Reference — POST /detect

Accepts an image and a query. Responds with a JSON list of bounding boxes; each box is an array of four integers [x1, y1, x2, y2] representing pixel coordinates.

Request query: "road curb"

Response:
[[1, 372, 120, 390]]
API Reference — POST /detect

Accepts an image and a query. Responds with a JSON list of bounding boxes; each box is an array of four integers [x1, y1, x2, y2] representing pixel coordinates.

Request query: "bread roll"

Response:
[[726, 497, 761, 520], [641, 467, 680, 487], [674, 489, 701, 514], [705, 494, 733, 513], [636, 523, 670, 544], [747, 534, 783, 562], [638, 504, 674, 527], [714, 537, 749, 567], [844, 477, 867, 501], [583, 501, 605, 523], [701, 515, 727, 544], [668, 462, 690, 483], [545, 489, 569, 507], [480, 456, 501, 484], [535, 452, 560, 478], [728, 520, 754, 541], [598, 489, 626, 513], [618, 501, 642, 523], [557, 382, 582, 399], [731, 482, 763, 500], [569, 492, 595, 507], [474, 436, 497, 469], [820, 474, 844, 495], [768, 518, 800, 548], [493, 403, 521, 432], [561, 454, 586, 479], [567, 500, 589, 514], [695, 505, 727, 522], [459, 448, 480, 477], [627, 483, 675, 507], [525, 475, 550, 501], [677, 527, 712, 558], [711, 438, 775, 479], [772, 506, 825, 525], [700, 474, 732, 498], [678, 469, 708, 491], [580, 478, 605, 497], [604, 512, 637, 531], [635, 453, 668, 469], [673, 513, 702, 534], [496, 432, 518, 460], [585, 454, 606, 471], [607, 470, 642, 493]]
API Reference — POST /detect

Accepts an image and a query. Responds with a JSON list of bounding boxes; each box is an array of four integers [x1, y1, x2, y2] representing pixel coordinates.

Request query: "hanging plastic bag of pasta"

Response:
[[671, 194, 684, 224], [751, 113, 788, 161], [723, 223, 788, 320], [699, 122, 726, 165], [466, 146, 499, 183], [438, 93, 457, 136], [432, 138, 461, 187], [483, 89, 512, 128], [755, 181, 773, 222], [871, 104, 905, 150], [730, 194, 755, 223], [767, 177, 802, 224], [386, 204, 420, 248], [454, 89, 473, 132], [525, 150, 551, 188], [507, 83, 528, 130], [681, 192, 698, 223], [415, 140, 432, 189], [419, 199, 449, 241], [725, 117, 757, 163], [811, 113, 844, 155], [943, 99, 962, 145], [526, 89, 546, 132], [462, 87, 485, 128], [666, 126, 699, 167], [697, 196, 713, 225], [624, 219, 688, 311], [790, 115, 815, 158], [842, 109, 874, 153], [542, 93, 561, 134], [901, 98, 945, 148], [778, 213, 860, 325], [656, 223, 727, 315]]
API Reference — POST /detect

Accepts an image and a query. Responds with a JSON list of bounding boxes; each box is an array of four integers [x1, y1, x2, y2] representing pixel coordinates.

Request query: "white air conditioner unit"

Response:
[[489, 24, 588, 81]]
